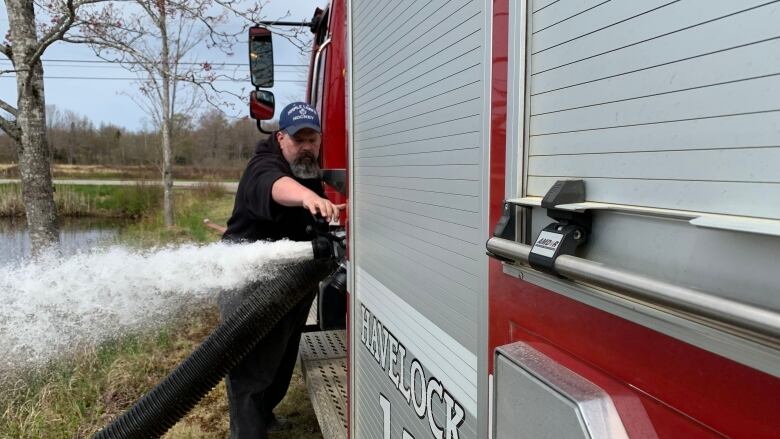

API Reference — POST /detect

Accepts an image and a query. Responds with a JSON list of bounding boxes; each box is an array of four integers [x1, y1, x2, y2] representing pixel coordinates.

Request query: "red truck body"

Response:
[[259, 1, 780, 437]]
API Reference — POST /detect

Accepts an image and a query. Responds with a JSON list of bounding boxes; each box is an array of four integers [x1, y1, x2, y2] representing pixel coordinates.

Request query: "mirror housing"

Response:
[[249, 27, 274, 88], [249, 90, 275, 121]]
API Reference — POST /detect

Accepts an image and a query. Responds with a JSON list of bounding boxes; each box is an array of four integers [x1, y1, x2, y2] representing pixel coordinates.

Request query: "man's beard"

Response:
[[290, 153, 321, 179]]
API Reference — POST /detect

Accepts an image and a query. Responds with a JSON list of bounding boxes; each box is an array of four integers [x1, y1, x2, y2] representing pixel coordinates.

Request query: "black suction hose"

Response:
[[93, 258, 336, 439]]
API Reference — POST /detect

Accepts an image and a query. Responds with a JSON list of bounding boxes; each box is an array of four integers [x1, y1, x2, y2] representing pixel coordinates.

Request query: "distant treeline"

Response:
[[0, 105, 277, 168]]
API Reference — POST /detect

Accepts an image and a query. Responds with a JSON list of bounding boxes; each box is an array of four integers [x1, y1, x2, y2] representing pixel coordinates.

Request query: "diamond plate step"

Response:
[[300, 329, 346, 361], [300, 330, 348, 439]]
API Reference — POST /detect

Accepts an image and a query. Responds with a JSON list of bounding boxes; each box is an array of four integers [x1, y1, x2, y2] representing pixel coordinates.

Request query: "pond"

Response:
[[0, 218, 126, 266]]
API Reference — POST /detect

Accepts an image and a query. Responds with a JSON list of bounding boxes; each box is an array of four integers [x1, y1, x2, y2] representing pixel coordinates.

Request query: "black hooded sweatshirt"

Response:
[[222, 133, 325, 243]]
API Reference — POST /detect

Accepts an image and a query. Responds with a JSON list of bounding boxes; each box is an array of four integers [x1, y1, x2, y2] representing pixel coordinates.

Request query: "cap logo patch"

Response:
[[280, 101, 321, 133]]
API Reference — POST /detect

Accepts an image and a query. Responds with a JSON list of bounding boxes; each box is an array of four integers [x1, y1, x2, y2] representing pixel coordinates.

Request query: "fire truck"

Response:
[[249, 1, 780, 437]]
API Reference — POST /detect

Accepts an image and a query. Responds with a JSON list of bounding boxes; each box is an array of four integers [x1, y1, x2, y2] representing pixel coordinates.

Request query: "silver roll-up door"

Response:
[[526, 0, 780, 219], [350, 0, 491, 437]]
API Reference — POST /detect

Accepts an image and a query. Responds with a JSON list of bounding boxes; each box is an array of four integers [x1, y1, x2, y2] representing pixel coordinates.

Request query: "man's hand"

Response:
[[272, 177, 346, 221], [302, 192, 346, 222]]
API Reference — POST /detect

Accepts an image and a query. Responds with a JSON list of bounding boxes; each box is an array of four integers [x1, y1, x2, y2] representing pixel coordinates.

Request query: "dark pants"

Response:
[[219, 290, 315, 439]]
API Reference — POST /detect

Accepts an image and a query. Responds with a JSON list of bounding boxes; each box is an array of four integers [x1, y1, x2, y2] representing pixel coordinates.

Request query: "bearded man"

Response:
[[221, 102, 342, 438]]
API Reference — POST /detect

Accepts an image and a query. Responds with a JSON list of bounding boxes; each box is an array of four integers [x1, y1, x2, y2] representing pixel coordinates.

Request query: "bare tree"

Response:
[[195, 108, 229, 164], [0, 0, 109, 254], [212, 0, 312, 53], [66, 0, 283, 226], [0, 1, 310, 242], [58, 1, 202, 226]]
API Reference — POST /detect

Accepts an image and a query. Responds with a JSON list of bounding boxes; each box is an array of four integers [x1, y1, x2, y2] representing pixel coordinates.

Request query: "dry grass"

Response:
[[0, 180, 229, 220], [0, 184, 95, 217], [0, 183, 162, 218], [52, 164, 131, 178], [190, 180, 228, 201], [0, 308, 222, 438], [0, 164, 243, 181], [0, 184, 25, 216]]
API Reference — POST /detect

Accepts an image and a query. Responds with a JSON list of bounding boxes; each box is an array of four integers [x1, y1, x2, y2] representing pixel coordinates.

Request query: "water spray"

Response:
[[91, 220, 346, 438], [0, 240, 316, 373]]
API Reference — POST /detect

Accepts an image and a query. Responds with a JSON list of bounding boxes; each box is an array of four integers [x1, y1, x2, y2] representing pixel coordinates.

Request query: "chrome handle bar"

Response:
[[310, 38, 332, 105], [487, 237, 780, 346]]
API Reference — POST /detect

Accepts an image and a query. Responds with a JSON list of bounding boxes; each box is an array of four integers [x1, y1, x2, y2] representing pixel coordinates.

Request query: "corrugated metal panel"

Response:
[[353, 0, 486, 355], [351, 0, 488, 436], [526, 1, 780, 219], [532, 0, 560, 13]]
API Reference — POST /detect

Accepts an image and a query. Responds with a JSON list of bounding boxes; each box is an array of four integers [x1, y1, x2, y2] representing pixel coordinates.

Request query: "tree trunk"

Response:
[[7, 0, 60, 254], [161, 115, 174, 226], [159, 4, 174, 227]]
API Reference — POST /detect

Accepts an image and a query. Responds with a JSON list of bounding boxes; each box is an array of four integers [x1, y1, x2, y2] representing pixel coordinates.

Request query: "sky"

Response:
[[0, 0, 328, 131]]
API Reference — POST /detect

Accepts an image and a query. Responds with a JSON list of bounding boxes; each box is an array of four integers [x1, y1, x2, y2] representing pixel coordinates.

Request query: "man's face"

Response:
[[277, 128, 322, 179]]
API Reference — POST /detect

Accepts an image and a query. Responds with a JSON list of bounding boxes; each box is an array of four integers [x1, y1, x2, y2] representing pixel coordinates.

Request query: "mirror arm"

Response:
[[256, 20, 313, 27], [257, 120, 273, 135]]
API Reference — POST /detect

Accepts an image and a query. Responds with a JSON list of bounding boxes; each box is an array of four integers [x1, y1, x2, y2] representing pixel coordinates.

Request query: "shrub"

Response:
[[112, 183, 163, 218], [0, 184, 25, 216], [190, 180, 227, 202]]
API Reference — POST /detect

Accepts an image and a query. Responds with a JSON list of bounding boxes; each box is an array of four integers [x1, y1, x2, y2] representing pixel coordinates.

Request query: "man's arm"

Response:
[[272, 176, 345, 221]]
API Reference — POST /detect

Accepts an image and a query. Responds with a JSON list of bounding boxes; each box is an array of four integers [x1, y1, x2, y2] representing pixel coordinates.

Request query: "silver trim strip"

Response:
[[487, 237, 780, 347], [479, 0, 495, 435], [346, 1, 356, 436], [505, 0, 528, 200]]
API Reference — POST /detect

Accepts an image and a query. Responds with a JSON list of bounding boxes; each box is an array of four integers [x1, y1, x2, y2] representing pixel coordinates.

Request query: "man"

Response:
[[221, 102, 342, 438]]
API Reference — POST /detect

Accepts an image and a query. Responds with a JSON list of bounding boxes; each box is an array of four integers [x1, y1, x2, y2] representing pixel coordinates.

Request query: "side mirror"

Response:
[[249, 90, 275, 120], [249, 27, 274, 88]]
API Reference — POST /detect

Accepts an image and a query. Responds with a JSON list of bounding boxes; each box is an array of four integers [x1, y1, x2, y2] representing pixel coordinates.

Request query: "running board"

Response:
[[299, 330, 348, 439]]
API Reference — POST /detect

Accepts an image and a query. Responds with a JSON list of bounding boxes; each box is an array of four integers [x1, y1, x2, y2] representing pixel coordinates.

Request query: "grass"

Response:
[[0, 181, 231, 222], [69, 184, 163, 217], [0, 183, 163, 218], [119, 182, 234, 246], [2, 307, 323, 438], [0, 164, 243, 181], [0, 182, 326, 438], [0, 309, 230, 438]]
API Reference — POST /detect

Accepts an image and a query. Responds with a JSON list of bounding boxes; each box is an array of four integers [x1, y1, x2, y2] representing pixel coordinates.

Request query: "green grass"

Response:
[[119, 183, 234, 246], [0, 309, 227, 438], [67, 184, 163, 217]]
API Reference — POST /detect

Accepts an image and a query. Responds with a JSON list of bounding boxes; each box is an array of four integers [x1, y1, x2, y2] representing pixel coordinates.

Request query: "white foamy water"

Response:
[[0, 240, 313, 372]]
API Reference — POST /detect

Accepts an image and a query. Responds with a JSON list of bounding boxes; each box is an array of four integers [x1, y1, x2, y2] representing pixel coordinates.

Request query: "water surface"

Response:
[[0, 218, 123, 266]]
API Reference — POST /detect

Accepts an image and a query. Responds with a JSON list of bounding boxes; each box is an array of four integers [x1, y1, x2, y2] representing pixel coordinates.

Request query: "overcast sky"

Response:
[[0, 0, 328, 131]]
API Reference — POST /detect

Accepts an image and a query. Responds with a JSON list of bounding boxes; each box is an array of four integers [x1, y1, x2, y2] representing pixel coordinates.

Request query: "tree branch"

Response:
[[62, 36, 158, 73], [0, 97, 18, 117], [0, 43, 11, 59], [29, 0, 110, 68], [28, 0, 78, 68], [0, 114, 20, 142]]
